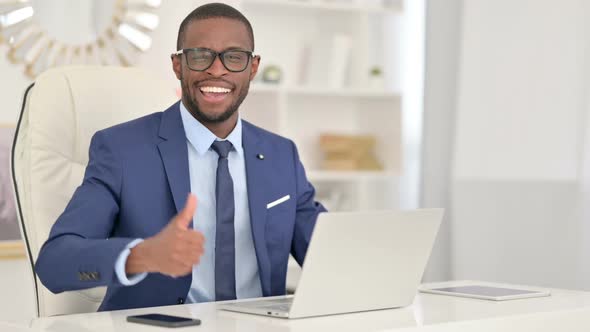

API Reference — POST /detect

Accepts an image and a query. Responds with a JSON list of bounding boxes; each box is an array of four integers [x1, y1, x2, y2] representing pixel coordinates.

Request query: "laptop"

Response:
[[219, 209, 443, 319]]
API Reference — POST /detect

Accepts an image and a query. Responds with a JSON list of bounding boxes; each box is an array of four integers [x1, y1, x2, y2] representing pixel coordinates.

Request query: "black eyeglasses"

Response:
[[172, 48, 256, 72]]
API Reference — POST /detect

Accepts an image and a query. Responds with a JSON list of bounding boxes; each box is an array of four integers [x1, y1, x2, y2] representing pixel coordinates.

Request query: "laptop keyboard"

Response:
[[235, 298, 293, 312]]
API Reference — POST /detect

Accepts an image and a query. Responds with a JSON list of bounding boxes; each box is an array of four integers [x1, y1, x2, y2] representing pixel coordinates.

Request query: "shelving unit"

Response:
[[237, 0, 403, 212], [242, 0, 403, 13], [251, 84, 401, 98], [307, 170, 397, 181]]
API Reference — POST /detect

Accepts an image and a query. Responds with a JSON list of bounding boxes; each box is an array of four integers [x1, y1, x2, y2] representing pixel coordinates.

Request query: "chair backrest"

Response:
[[11, 66, 178, 317]]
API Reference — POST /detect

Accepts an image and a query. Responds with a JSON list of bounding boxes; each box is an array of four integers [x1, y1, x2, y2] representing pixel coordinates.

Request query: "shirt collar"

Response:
[[179, 101, 243, 156]]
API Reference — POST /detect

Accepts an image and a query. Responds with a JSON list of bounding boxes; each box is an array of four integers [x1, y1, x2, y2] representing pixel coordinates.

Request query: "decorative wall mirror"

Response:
[[0, 0, 161, 78]]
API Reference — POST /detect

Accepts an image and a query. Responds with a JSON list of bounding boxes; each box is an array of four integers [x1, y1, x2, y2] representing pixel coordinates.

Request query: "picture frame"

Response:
[[0, 124, 25, 259]]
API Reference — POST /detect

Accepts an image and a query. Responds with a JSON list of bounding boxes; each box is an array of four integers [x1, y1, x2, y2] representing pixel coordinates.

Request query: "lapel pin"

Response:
[[257, 154, 265, 160]]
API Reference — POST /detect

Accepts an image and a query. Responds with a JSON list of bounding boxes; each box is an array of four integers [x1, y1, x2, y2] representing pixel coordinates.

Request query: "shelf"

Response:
[[249, 84, 282, 93], [307, 170, 398, 181], [242, 0, 402, 14], [287, 86, 401, 98], [250, 84, 401, 99]]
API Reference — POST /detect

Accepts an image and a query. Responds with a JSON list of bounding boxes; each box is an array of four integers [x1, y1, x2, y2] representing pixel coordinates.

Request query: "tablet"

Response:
[[419, 285, 551, 301]]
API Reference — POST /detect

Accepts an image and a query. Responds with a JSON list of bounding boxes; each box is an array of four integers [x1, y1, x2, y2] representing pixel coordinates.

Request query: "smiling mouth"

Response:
[[198, 86, 232, 103], [200, 86, 231, 93]]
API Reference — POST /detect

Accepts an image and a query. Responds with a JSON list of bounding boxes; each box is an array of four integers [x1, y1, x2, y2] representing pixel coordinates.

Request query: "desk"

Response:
[[0, 322, 31, 331], [11, 281, 590, 331]]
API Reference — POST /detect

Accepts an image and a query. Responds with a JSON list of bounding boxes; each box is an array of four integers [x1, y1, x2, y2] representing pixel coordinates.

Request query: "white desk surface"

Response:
[[7, 281, 590, 332], [0, 322, 31, 332]]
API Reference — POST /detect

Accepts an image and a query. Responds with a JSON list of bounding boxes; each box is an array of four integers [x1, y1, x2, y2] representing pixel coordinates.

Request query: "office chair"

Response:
[[10, 66, 177, 317]]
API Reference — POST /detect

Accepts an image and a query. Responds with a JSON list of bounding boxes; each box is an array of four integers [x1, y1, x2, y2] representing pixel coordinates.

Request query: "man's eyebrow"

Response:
[[223, 46, 251, 51]]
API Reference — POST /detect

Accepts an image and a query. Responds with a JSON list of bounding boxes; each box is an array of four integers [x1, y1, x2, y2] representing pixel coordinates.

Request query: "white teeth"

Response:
[[200, 86, 231, 93]]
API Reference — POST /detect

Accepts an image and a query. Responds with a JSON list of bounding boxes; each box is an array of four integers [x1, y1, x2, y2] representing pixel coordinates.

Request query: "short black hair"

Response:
[[176, 3, 255, 51]]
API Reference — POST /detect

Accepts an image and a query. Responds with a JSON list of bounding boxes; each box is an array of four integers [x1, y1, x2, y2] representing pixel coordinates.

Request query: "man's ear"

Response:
[[249, 55, 261, 81], [172, 54, 182, 80]]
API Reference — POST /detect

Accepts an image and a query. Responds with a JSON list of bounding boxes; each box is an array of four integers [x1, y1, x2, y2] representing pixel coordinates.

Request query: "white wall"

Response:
[[454, 1, 586, 181], [421, 0, 463, 282], [448, 0, 590, 289]]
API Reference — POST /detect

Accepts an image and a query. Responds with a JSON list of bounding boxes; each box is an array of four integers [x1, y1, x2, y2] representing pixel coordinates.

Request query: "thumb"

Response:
[[174, 194, 197, 229]]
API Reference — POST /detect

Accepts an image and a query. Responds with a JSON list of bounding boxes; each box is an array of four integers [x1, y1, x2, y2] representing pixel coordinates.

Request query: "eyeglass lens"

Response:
[[185, 49, 250, 72]]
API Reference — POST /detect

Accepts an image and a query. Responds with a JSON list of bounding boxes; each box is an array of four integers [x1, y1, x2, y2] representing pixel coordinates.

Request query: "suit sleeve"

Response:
[[289, 141, 327, 265], [35, 130, 137, 293]]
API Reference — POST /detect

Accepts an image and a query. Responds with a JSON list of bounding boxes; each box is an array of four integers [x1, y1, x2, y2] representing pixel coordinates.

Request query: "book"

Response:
[[328, 34, 352, 89], [319, 134, 376, 152]]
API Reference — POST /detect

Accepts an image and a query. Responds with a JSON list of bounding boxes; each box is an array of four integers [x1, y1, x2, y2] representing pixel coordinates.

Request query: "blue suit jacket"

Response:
[[35, 102, 326, 311]]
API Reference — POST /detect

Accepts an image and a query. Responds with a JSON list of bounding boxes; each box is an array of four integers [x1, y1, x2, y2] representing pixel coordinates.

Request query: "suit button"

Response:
[[177, 298, 184, 304]]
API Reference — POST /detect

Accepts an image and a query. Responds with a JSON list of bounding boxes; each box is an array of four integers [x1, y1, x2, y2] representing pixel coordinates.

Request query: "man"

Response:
[[35, 3, 326, 311]]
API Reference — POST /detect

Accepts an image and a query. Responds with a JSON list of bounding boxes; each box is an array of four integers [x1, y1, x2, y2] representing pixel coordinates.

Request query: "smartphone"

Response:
[[127, 313, 201, 328]]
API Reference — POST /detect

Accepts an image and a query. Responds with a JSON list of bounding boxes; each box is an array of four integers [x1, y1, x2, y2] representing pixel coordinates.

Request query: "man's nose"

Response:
[[206, 55, 228, 76]]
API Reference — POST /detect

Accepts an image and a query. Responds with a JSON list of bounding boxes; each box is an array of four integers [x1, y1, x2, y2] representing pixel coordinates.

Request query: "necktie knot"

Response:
[[211, 140, 233, 159]]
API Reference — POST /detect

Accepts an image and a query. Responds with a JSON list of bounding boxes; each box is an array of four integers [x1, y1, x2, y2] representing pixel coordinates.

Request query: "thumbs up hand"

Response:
[[125, 194, 205, 277]]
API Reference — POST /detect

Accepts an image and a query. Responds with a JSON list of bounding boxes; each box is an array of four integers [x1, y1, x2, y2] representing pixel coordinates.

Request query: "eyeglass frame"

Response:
[[172, 47, 258, 73]]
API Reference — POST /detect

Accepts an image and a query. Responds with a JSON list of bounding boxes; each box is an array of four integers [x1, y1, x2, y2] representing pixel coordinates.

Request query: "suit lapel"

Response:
[[157, 102, 191, 214], [243, 121, 272, 296]]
